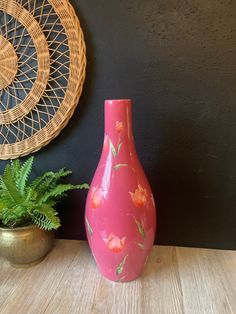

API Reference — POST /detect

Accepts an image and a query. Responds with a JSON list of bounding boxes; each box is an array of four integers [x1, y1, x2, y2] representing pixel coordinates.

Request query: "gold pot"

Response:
[[0, 225, 54, 267]]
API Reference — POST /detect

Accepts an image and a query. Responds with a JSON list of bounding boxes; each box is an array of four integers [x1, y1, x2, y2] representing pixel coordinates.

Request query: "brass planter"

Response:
[[0, 225, 54, 267]]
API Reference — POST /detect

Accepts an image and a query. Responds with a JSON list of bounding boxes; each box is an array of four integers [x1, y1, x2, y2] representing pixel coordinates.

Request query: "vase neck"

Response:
[[104, 99, 133, 142]]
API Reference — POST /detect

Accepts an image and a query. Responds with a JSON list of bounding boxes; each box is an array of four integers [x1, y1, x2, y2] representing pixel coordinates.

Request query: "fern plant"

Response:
[[0, 157, 89, 230]]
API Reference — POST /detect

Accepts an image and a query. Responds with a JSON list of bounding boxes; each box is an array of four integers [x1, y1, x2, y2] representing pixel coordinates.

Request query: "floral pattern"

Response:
[[109, 138, 118, 157], [103, 233, 126, 253], [134, 217, 146, 239], [134, 218, 146, 250], [129, 185, 147, 208], [107, 121, 124, 159], [114, 163, 128, 170], [108, 138, 123, 158], [116, 255, 128, 276], [117, 142, 122, 153], [86, 115, 156, 281], [137, 243, 145, 250], [91, 186, 103, 208], [115, 121, 124, 133]]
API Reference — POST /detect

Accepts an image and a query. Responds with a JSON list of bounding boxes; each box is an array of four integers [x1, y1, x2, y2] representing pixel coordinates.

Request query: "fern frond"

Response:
[[32, 206, 60, 230], [24, 187, 38, 203], [0, 205, 30, 227], [2, 164, 18, 191], [41, 168, 73, 192], [1, 164, 22, 202], [10, 159, 21, 179], [0, 176, 22, 204], [0, 192, 16, 209], [54, 168, 72, 179], [0, 157, 87, 230], [3, 164, 14, 181], [30, 171, 54, 189], [16, 156, 34, 195], [0, 201, 8, 210], [74, 183, 90, 190], [30, 168, 72, 194], [39, 184, 78, 204]]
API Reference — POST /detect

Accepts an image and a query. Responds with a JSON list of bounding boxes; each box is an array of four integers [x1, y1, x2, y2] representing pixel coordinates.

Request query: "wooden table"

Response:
[[0, 240, 235, 314]]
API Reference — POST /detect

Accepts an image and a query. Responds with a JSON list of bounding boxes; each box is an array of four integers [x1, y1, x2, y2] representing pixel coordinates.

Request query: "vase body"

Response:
[[85, 99, 156, 282]]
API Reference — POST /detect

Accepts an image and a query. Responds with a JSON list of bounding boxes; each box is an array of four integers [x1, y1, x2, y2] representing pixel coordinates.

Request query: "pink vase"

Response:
[[85, 99, 156, 282]]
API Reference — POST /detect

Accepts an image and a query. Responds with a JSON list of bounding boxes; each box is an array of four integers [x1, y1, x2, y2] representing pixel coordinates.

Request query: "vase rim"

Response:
[[105, 99, 132, 103]]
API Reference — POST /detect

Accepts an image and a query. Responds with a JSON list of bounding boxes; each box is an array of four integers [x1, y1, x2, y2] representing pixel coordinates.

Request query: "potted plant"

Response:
[[0, 156, 88, 267]]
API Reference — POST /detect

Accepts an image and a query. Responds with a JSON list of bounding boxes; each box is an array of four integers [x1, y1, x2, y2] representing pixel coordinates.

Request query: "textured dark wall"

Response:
[[1, 1, 236, 249]]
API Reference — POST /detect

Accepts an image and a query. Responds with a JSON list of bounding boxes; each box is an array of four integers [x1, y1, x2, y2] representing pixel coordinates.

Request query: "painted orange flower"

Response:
[[115, 121, 124, 133], [129, 185, 147, 208], [103, 233, 126, 253], [91, 186, 103, 208]]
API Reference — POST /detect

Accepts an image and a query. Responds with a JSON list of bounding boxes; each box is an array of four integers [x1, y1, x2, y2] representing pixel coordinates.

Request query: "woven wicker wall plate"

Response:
[[0, 0, 86, 159]]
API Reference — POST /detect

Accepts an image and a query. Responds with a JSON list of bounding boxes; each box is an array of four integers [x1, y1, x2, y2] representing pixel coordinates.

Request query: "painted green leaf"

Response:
[[109, 139, 117, 157], [135, 218, 146, 239], [116, 255, 128, 276], [114, 164, 128, 170], [85, 217, 93, 236], [118, 142, 123, 153], [137, 242, 145, 250]]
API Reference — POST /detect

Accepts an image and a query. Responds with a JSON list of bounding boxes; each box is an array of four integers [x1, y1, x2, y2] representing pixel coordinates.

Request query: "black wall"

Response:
[[2, 1, 236, 249]]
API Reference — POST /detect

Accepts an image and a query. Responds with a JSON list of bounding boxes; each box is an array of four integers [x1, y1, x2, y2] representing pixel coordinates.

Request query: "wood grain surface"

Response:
[[0, 240, 235, 314]]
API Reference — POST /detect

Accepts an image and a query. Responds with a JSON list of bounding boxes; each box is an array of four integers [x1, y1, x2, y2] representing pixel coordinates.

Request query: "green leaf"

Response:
[[31, 172, 54, 190], [39, 184, 78, 204], [0, 200, 8, 211], [2, 164, 20, 198], [11, 159, 21, 175], [16, 156, 34, 194], [109, 139, 117, 157], [0, 176, 22, 204], [32, 205, 60, 230], [0, 204, 31, 228], [0, 192, 15, 210], [74, 183, 90, 190], [0, 158, 88, 230], [31, 168, 72, 193], [24, 187, 37, 203], [4, 164, 14, 182], [116, 255, 128, 276], [85, 217, 93, 236], [134, 218, 146, 239], [118, 142, 123, 153], [114, 164, 128, 170], [54, 168, 72, 179]]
